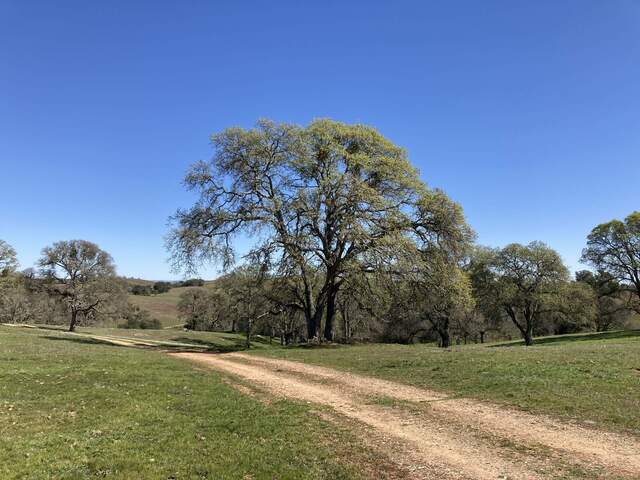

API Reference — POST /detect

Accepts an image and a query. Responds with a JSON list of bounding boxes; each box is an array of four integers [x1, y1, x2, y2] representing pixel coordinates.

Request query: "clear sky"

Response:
[[2, 1, 639, 280]]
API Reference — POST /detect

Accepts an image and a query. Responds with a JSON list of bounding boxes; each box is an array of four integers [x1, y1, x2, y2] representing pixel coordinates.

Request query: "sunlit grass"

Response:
[[0, 326, 360, 479]]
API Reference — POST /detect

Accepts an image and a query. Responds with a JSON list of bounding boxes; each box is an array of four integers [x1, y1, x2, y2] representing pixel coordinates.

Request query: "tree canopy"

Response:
[[38, 240, 124, 331], [470, 242, 571, 345], [0, 240, 18, 276], [168, 119, 472, 341], [581, 211, 640, 310]]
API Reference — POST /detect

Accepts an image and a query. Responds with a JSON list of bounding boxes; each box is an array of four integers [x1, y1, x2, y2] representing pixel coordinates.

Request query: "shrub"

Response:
[[118, 303, 161, 329], [130, 284, 153, 295], [119, 316, 162, 329], [152, 281, 172, 294]]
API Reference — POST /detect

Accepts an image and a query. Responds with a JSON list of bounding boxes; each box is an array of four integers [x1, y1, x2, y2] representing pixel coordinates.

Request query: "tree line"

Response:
[[168, 119, 640, 347], [129, 278, 205, 296], [0, 239, 161, 331], [2, 119, 638, 346]]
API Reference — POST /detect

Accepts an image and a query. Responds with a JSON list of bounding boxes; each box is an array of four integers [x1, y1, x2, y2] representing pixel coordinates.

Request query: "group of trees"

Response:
[[129, 278, 205, 296], [169, 119, 640, 347], [3, 120, 638, 347], [0, 239, 153, 331]]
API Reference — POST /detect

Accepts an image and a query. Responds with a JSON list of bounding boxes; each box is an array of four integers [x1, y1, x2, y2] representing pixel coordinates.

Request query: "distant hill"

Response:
[[128, 285, 207, 327], [122, 277, 156, 286]]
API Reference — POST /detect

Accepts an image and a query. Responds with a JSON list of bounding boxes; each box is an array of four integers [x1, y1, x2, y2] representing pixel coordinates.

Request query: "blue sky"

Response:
[[2, 1, 639, 279]]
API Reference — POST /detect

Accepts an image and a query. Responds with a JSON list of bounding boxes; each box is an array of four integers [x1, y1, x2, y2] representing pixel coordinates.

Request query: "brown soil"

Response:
[[172, 351, 640, 480]]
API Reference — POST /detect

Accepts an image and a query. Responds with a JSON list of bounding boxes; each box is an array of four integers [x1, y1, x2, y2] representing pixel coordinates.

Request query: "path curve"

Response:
[[173, 351, 640, 480]]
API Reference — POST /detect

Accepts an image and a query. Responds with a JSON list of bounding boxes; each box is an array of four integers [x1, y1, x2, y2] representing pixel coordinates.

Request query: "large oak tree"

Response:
[[168, 119, 471, 341]]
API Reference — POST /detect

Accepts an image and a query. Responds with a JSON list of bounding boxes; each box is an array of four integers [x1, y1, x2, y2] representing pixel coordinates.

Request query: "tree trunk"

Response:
[[433, 317, 450, 348], [439, 328, 451, 348], [341, 305, 351, 343], [324, 287, 337, 342], [307, 305, 324, 341], [506, 307, 534, 346], [69, 310, 78, 332], [523, 326, 534, 346], [245, 318, 252, 348], [305, 310, 315, 339], [479, 331, 485, 344]]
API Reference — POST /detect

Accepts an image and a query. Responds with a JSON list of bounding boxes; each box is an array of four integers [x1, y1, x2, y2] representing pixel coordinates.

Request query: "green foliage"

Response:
[[470, 242, 573, 345], [576, 270, 632, 331], [168, 119, 472, 342], [152, 281, 172, 294], [0, 239, 18, 276], [130, 284, 153, 295], [118, 304, 161, 329], [38, 240, 126, 331], [582, 211, 640, 307]]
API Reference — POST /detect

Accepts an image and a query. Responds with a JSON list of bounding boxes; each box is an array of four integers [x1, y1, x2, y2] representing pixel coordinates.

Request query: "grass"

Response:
[[35, 324, 279, 353], [127, 286, 203, 327], [0, 326, 369, 480], [253, 331, 640, 435]]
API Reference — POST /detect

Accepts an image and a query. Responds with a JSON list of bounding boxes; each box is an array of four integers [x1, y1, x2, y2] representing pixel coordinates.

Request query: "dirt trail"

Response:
[[173, 351, 640, 480], [230, 353, 640, 469]]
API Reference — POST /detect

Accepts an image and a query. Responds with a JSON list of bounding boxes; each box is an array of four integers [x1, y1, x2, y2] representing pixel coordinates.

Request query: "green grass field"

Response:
[[4, 323, 639, 478], [22, 324, 640, 436], [127, 286, 203, 327], [254, 330, 640, 435], [28, 324, 640, 435], [33, 324, 276, 353], [0, 326, 374, 480]]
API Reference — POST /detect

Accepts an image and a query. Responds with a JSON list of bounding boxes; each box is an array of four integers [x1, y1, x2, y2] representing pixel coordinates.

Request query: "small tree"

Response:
[[581, 211, 640, 311], [575, 270, 630, 331], [119, 304, 161, 329], [152, 281, 172, 294], [177, 288, 225, 331], [38, 240, 122, 332], [473, 242, 570, 346], [0, 240, 18, 276]]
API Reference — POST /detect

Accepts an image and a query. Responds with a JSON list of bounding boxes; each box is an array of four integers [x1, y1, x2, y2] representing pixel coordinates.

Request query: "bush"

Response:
[[152, 281, 172, 294], [119, 316, 162, 329], [118, 303, 161, 329], [182, 278, 205, 287], [130, 284, 153, 295]]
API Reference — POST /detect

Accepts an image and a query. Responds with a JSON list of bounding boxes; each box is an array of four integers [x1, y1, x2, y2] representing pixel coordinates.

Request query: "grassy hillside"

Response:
[[0, 326, 377, 479], [254, 330, 640, 435], [127, 286, 204, 327]]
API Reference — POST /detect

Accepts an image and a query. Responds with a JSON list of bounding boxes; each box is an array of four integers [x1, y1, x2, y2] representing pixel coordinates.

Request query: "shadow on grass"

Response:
[[491, 329, 640, 348], [42, 335, 131, 348], [42, 333, 261, 354], [170, 336, 254, 353]]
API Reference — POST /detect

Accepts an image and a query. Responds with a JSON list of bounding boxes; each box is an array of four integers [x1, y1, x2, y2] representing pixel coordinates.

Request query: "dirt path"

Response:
[[173, 351, 640, 480]]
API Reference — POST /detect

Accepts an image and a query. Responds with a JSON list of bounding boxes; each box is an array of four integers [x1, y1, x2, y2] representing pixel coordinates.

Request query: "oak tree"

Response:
[[168, 119, 470, 341], [38, 240, 123, 331], [581, 211, 640, 311], [471, 242, 570, 346]]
